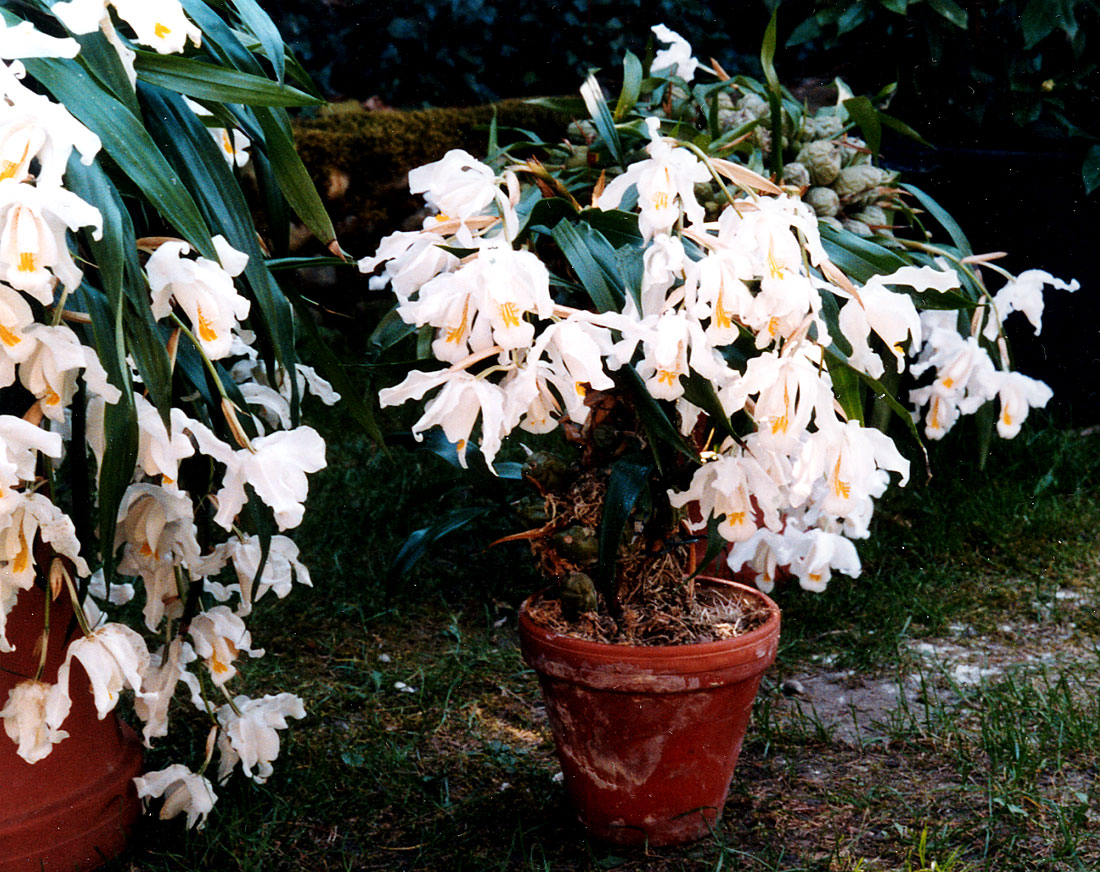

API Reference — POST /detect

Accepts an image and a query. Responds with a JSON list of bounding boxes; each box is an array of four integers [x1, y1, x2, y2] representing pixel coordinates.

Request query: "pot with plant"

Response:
[[0, 0, 344, 867], [363, 20, 1077, 846]]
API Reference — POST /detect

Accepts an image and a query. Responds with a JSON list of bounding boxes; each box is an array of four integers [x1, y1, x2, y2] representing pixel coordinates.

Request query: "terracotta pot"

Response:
[[519, 578, 780, 846], [0, 587, 143, 872]]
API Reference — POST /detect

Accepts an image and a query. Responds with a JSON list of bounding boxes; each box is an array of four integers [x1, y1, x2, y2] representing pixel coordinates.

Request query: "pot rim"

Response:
[[518, 576, 780, 662]]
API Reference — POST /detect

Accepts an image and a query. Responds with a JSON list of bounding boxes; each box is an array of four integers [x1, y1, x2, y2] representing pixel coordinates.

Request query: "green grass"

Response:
[[101, 414, 1100, 871]]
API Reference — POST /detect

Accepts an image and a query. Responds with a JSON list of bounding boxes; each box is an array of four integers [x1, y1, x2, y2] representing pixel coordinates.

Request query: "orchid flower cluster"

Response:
[[0, 0, 338, 831], [365, 25, 1076, 606]]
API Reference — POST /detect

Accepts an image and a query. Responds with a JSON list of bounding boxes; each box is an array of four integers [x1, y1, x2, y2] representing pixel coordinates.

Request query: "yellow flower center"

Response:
[[714, 291, 732, 330], [657, 369, 678, 386], [574, 381, 587, 396], [197, 308, 218, 342], [13, 528, 29, 575], [0, 323, 21, 347], [44, 388, 61, 406], [498, 301, 521, 329], [154, 22, 172, 38], [831, 456, 851, 499], [728, 511, 746, 526], [17, 252, 35, 273], [652, 191, 669, 210], [445, 300, 469, 343]]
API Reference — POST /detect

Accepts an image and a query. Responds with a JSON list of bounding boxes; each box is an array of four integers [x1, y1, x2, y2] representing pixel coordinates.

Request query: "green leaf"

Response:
[[580, 72, 626, 167], [231, 0, 285, 82], [516, 197, 579, 243], [78, 287, 137, 579], [827, 355, 866, 424], [597, 455, 652, 611], [180, 0, 337, 247], [681, 371, 738, 443], [265, 256, 355, 271], [614, 51, 643, 121], [577, 207, 643, 246], [899, 183, 973, 255], [760, 9, 784, 179], [551, 219, 622, 312], [26, 57, 213, 257], [1083, 145, 1100, 195], [619, 367, 700, 469], [140, 85, 297, 382], [880, 0, 908, 13], [878, 111, 932, 148], [256, 105, 338, 248], [133, 52, 322, 106], [386, 507, 492, 588], [819, 222, 909, 279], [927, 0, 969, 28], [787, 16, 823, 45], [842, 96, 882, 155], [1021, 0, 1056, 48]]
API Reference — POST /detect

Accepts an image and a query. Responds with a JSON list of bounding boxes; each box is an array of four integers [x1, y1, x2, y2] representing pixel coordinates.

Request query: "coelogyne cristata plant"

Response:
[[0, 0, 342, 828], [362, 23, 1077, 640]]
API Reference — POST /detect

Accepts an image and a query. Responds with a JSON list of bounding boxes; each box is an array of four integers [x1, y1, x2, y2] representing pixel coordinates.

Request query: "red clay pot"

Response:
[[0, 587, 143, 872], [519, 578, 780, 846]]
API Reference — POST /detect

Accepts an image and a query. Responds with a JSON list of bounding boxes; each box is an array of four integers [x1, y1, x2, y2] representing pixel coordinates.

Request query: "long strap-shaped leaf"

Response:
[[551, 219, 623, 312], [26, 57, 214, 258], [597, 454, 653, 615], [140, 85, 298, 401], [134, 52, 322, 106], [180, 0, 337, 248]]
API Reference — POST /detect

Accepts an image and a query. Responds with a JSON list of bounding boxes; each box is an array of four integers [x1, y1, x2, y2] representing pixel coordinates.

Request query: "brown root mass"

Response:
[[522, 466, 771, 645], [526, 582, 772, 646]]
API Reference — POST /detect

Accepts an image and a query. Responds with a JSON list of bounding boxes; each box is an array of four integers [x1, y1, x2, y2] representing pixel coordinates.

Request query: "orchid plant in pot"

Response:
[[361, 22, 1077, 846], [0, 0, 343, 866]]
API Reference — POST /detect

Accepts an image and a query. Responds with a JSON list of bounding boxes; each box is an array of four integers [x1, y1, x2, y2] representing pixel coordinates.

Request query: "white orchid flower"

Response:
[[134, 638, 195, 744], [220, 534, 312, 616], [52, 0, 201, 55], [182, 98, 249, 167], [358, 229, 459, 301], [0, 179, 102, 303], [134, 764, 216, 830], [982, 269, 1079, 340], [408, 149, 518, 238], [138, 402, 196, 486], [381, 368, 510, 469], [725, 527, 793, 594], [838, 282, 921, 378], [0, 414, 63, 496], [216, 692, 306, 784], [990, 370, 1052, 439], [189, 605, 262, 686], [399, 241, 553, 361], [632, 232, 689, 319], [0, 283, 37, 385], [790, 420, 909, 539], [147, 235, 250, 360], [0, 678, 70, 763], [650, 24, 701, 82], [686, 246, 754, 347], [785, 527, 862, 592], [598, 118, 710, 240], [205, 426, 326, 532], [0, 17, 80, 60], [20, 324, 120, 420], [0, 79, 101, 186], [0, 492, 89, 610], [47, 623, 150, 732], [670, 450, 783, 543], [734, 346, 838, 448]]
